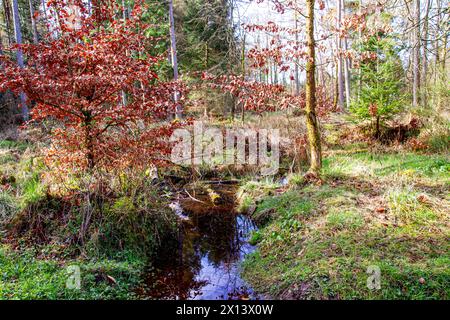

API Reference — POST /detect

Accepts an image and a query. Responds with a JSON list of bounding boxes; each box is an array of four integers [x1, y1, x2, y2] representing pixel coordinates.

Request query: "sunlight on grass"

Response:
[[242, 147, 450, 299]]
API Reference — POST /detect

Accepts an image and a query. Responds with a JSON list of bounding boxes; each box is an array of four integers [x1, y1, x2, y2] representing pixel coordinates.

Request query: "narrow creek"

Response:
[[139, 183, 259, 300]]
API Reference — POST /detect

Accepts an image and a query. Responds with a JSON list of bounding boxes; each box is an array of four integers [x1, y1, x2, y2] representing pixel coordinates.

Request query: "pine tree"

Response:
[[351, 33, 405, 138]]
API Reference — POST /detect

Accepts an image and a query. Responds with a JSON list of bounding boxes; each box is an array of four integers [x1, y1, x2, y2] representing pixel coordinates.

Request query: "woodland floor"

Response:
[[0, 114, 449, 299], [240, 117, 449, 299]]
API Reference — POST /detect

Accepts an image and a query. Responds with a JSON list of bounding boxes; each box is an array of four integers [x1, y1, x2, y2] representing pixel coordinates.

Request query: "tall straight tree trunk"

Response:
[[120, 0, 128, 107], [3, 0, 13, 47], [412, 0, 420, 107], [438, 25, 448, 110], [305, 0, 322, 175], [169, 0, 181, 119], [87, 0, 92, 15], [342, 0, 351, 109], [334, 63, 339, 108], [357, 0, 363, 100], [204, 41, 209, 68], [294, 8, 300, 96], [421, 0, 431, 107], [434, 0, 441, 86], [336, 0, 345, 110], [29, 0, 39, 43], [241, 32, 246, 123], [12, 0, 29, 121], [41, 0, 50, 33]]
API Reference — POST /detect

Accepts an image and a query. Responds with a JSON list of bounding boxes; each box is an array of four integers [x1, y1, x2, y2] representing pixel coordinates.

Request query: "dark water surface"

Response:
[[139, 184, 259, 300]]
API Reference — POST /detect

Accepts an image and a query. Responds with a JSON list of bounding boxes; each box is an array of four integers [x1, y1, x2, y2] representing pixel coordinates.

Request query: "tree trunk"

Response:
[[421, 0, 431, 107], [3, 0, 13, 46], [334, 63, 339, 108], [121, 0, 128, 107], [29, 0, 39, 44], [357, 0, 363, 100], [40, 0, 50, 33], [230, 93, 235, 120], [438, 26, 448, 111], [169, 0, 182, 119], [241, 32, 246, 123], [342, 0, 351, 109], [294, 8, 300, 96], [434, 0, 441, 87], [87, 0, 92, 15], [84, 112, 95, 170], [204, 41, 209, 69], [305, 0, 322, 175], [336, 0, 345, 110], [374, 115, 380, 139], [412, 0, 420, 107], [12, 0, 29, 121]]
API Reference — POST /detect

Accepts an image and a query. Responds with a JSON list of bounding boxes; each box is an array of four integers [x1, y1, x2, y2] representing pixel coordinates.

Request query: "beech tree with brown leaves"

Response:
[[0, 0, 184, 171]]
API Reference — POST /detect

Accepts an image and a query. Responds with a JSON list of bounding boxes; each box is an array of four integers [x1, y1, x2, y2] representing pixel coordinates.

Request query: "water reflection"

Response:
[[140, 188, 258, 300]]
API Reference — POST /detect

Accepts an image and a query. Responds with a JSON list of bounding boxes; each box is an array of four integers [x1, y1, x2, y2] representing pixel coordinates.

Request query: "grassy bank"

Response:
[[0, 245, 143, 299], [0, 138, 176, 300], [240, 143, 449, 299]]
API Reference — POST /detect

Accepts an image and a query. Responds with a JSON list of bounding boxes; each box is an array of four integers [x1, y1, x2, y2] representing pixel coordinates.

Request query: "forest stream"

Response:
[[138, 183, 259, 300]]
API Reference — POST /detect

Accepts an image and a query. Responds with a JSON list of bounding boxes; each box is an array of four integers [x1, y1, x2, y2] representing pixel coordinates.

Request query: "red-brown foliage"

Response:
[[0, 0, 183, 172], [200, 73, 288, 113], [199, 73, 334, 117]]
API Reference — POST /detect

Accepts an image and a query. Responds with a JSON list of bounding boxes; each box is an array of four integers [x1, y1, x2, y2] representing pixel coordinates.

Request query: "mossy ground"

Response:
[[240, 121, 449, 300]]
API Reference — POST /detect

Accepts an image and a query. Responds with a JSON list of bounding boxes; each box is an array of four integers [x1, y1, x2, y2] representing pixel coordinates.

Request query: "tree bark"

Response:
[[83, 112, 95, 170], [294, 7, 300, 96], [342, 0, 351, 109], [29, 0, 39, 44], [40, 0, 50, 33], [357, 0, 363, 100], [412, 0, 420, 107], [204, 41, 209, 68], [12, 0, 29, 121], [121, 0, 128, 107], [336, 0, 345, 110], [3, 0, 13, 46], [169, 0, 182, 119], [305, 0, 322, 175], [241, 32, 246, 123], [434, 0, 441, 86], [438, 23, 448, 110], [421, 0, 431, 107]]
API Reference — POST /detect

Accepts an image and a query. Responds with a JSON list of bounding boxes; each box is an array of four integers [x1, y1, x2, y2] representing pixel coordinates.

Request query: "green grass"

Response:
[[0, 140, 31, 152], [242, 147, 450, 300], [0, 245, 144, 300], [327, 210, 364, 231], [323, 152, 449, 182]]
